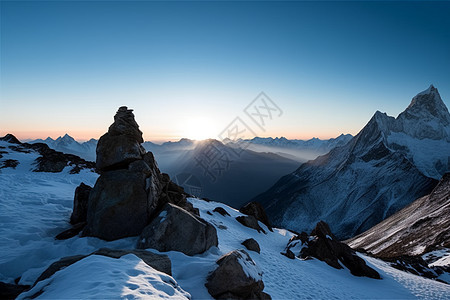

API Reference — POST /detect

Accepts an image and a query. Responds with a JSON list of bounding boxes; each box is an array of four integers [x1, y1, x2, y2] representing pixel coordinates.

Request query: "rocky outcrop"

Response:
[[83, 107, 197, 241], [83, 169, 156, 240], [34, 248, 172, 286], [70, 183, 92, 225], [284, 221, 380, 279], [0, 134, 95, 174], [236, 215, 266, 234], [213, 207, 230, 217], [242, 238, 261, 254], [240, 202, 272, 231], [205, 250, 270, 299], [137, 203, 218, 256], [0, 282, 30, 300]]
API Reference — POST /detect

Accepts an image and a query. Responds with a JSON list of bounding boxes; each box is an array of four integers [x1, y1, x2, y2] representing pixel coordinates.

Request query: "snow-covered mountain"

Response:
[[31, 134, 98, 162], [253, 85, 450, 240], [244, 134, 353, 153], [1, 138, 449, 299]]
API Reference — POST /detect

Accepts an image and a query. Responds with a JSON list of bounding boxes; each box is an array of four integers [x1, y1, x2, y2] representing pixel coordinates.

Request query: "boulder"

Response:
[[205, 249, 270, 299], [239, 202, 272, 231], [34, 248, 172, 285], [55, 222, 86, 240], [83, 169, 154, 240], [236, 215, 266, 234], [213, 207, 230, 217], [137, 203, 218, 256], [70, 183, 92, 224], [96, 133, 144, 171], [242, 238, 261, 254], [286, 221, 380, 279], [0, 282, 30, 300]]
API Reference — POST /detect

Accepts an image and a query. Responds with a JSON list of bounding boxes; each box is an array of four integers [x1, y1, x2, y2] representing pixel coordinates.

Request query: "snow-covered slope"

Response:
[[253, 85, 449, 239], [347, 173, 450, 257], [1, 147, 450, 299]]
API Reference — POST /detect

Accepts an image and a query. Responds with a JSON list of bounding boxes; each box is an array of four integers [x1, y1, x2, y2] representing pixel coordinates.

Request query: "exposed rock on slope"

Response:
[[347, 173, 450, 257], [0, 134, 95, 173], [81, 106, 218, 253], [205, 249, 271, 299], [137, 203, 218, 256], [253, 86, 449, 239], [282, 221, 380, 279]]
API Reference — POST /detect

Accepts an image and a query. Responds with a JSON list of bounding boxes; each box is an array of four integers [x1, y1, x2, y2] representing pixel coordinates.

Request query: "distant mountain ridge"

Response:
[[31, 134, 98, 161], [253, 85, 450, 240]]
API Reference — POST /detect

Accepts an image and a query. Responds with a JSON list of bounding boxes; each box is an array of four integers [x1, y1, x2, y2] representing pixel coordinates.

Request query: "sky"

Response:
[[1, 1, 449, 142]]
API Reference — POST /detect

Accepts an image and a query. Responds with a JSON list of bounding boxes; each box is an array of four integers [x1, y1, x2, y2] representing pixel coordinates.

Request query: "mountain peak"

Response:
[[403, 85, 450, 124]]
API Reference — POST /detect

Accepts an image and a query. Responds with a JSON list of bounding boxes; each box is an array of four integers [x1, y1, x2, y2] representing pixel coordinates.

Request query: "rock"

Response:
[[213, 207, 230, 217], [0, 159, 19, 169], [381, 255, 445, 281], [205, 249, 270, 300], [280, 249, 295, 259], [96, 133, 144, 171], [236, 215, 266, 234], [0, 282, 30, 300], [55, 222, 86, 240], [34, 248, 172, 286], [96, 107, 145, 171], [239, 202, 272, 231], [290, 221, 380, 279], [83, 169, 155, 241], [82, 106, 192, 241], [70, 183, 92, 224], [137, 203, 218, 256], [242, 238, 261, 254]]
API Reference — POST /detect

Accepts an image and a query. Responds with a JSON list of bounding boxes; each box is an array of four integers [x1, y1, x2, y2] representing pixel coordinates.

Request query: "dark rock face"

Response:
[[284, 221, 380, 279], [83, 107, 162, 240], [70, 183, 92, 225], [81, 106, 214, 244], [34, 248, 172, 286], [213, 207, 230, 217], [84, 169, 155, 240], [0, 159, 19, 169], [96, 106, 144, 171], [236, 215, 266, 234], [0, 282, 30, 300], [137, 203, 218, 256], [240, 202, 272, 231], [205, 249, 270, 300], [242, 238, 261, 254], [380, 255, 448, 283]]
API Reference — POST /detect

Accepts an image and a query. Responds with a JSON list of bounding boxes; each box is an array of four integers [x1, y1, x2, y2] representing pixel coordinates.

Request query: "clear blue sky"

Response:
[[1, 1, 449, 141]]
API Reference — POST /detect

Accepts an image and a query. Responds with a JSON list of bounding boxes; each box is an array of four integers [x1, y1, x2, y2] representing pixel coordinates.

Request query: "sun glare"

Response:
[[183, 117, 218, 140]]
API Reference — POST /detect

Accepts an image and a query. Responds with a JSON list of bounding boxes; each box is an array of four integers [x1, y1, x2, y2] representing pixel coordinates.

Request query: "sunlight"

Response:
[[182, 117, 218, 140]]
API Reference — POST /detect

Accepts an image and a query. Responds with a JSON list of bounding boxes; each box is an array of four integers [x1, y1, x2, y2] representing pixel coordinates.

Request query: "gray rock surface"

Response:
[[137, 203, 218, 256], [205, 249, 270, 299]]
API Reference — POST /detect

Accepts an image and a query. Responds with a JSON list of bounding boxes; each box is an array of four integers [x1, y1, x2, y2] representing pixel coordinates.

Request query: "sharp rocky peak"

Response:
[[402, 85, 450, 124]]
